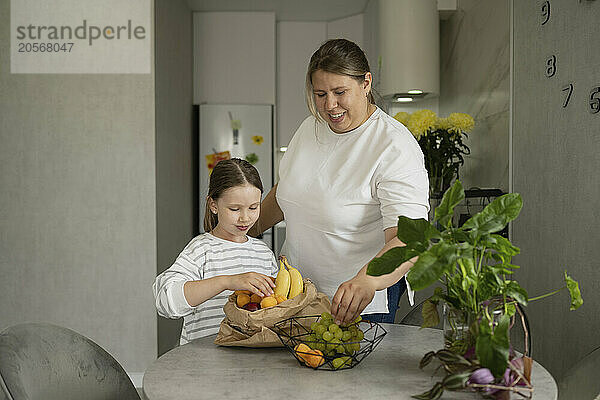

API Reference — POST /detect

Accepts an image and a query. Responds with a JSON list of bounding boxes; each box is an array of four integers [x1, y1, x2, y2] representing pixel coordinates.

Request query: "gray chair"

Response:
[[0, 323, 140, 400], [558, 346, 600, 400]]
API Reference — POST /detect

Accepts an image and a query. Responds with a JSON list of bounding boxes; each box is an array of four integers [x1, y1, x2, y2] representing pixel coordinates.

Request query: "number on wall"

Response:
[[590, 86, 600, 113], [562, 84, 574, 107], [545, 55, 556, 77], [541, 1, 551, 25]]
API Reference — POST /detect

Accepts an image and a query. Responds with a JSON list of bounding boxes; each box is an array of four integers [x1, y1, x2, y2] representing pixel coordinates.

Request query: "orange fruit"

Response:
[[275, 294, 287, 304], [260, 296, 277, 309], [236, 294, 251, 308], [306, 349, 325, 368], [250, 293, 262, 303], [234, 290, 251, 296], [294, 343, 313, 364]]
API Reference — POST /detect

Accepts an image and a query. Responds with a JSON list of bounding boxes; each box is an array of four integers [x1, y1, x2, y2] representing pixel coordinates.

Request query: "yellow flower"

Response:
[[435, 117, 451, 131], [447, 112, 475, 134], [407, 109, 437, 139], [393, 111, 410, 126], [252, 135, 264, 145]]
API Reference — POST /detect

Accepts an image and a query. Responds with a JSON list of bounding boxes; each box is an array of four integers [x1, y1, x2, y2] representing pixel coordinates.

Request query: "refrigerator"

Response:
[[198, 104, 275, 249]]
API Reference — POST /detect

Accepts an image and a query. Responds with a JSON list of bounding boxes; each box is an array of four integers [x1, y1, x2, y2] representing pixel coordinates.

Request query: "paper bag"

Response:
[[214, 279, 331, 347]]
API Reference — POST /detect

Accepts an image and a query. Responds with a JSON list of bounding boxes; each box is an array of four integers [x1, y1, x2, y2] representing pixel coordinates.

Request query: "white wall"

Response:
[[193, 12, 276, 105], [0, 0, 157, 377], [276, 14, 366, 149], [327, 14, 364, 48], [277, 22, 326, 148]]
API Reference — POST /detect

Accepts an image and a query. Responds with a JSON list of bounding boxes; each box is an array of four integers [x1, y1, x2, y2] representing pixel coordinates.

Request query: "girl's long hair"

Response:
[[203, 158, 263, 233]]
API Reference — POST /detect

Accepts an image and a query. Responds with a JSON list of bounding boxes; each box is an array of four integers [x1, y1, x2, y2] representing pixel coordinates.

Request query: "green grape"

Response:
[[348, 325, 358, 334], [332, 357, 345, 369], [352, 342, 361, 352], [313, 324, 326, 335], [326, 342, 337, 351], [336, 344, 345, 353], [344, 343, 355, 355], [330, 338, 342, 345], [355, 330, 364, 341], [310, 322, 319, 331], [328, 323, 340, 333], [332, 356, 352, 369], [321, 312, 333, 321], [327, 349, 336, 357], [322, 331, 334, 342], [305, 334, 316, 343], [313, 342, 326, 352], [341, 331, 353, 341], [334, 330, 343, 340]]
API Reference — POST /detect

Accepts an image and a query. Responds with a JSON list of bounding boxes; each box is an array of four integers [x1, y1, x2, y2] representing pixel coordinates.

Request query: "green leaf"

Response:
[[434, 180, 465, 228], [462, 193, 523, 237], [450, 229, 471, 244], [421, 299, 440, 328], [505, 280, 529, 306], [478, 270, 503, 301], [367, 246, 419, 276], [419, 351, 436, 369], [483, 234, 520, 257], [412, 382, 444, 400], [476, 314, 510, 377], [442, 371, 472, 390], [506, 303, 516, 317], [406, 242, 458, 291], [565, 271, 583, 310], [397, 216, 440, 250]]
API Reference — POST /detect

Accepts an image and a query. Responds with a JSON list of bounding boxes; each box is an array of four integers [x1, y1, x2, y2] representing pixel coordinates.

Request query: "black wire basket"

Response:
[[273, 315, 387, 371]]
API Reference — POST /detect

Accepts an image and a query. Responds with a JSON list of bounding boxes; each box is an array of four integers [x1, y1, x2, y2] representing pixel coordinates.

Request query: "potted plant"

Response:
[[394, 110, 473, 196], [367, 180, 583, 399]]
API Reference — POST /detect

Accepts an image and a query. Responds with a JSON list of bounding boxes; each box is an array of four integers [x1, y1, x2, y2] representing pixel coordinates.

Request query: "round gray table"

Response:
[[143, 324, 557, 400]]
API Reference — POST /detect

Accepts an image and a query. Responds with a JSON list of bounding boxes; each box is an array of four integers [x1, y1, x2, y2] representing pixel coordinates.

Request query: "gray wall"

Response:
[[512, 0, 600, 380], [0, 0, 157, 376], [439, 0, 510, 192], [155, 0, 194, 356], [395, 0, 511, 322]]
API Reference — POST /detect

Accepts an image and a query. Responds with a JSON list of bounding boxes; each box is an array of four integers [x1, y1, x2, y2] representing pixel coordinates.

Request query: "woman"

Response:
[[253, 39, 429, 325]]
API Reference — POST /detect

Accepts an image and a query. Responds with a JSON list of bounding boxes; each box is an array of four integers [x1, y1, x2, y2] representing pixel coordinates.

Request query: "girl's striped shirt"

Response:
[[153, 233, 277, 344]]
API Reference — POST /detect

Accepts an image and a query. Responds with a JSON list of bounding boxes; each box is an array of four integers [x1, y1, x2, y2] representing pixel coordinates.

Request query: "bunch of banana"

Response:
[[274, 255, 304, 300]]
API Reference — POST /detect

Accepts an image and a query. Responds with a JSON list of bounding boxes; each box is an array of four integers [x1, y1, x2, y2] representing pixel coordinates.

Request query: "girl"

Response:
[[153, 158, 277, 344]]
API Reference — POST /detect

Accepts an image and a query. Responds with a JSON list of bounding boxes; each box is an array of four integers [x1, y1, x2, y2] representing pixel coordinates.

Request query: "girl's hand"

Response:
[[330, 273, 377, 325], [229, 272, 276, 297]]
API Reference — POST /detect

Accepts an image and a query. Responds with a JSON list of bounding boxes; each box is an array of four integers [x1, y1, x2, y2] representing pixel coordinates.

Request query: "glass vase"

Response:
[[442, 304, 476, 356], [429, 175, 444, 197]]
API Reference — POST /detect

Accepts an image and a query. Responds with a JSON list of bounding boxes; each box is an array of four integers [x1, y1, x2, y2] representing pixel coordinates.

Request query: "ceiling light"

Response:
[[407, 89, 423, 94], [396, 97, 413, 103], [279, 146, 288, 152]]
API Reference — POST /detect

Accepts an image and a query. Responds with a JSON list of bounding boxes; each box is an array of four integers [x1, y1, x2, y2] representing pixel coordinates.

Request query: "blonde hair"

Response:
[[203, 158, 263, 232], [305, 39, 375, 123]]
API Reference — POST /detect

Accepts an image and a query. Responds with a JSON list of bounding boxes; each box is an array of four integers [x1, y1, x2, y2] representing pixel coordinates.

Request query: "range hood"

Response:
[[378, 0, 440, 102]]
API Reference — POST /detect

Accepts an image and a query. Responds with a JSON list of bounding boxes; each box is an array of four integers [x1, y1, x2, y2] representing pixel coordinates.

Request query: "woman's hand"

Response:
[[228, 272, 275, 297], [330, 272, 377, 325]]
